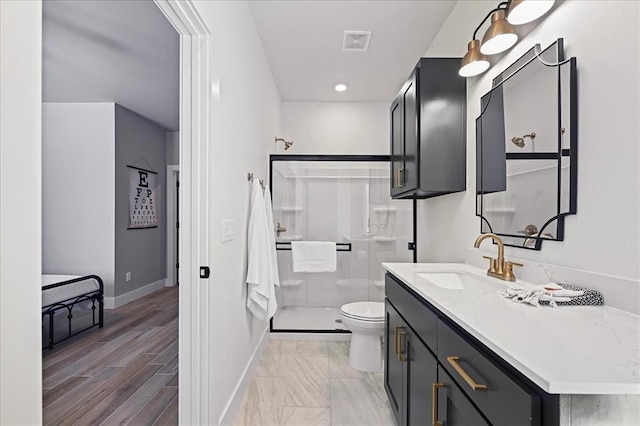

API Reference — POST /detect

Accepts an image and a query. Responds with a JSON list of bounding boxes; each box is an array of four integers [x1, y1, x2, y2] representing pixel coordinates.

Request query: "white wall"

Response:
[[42, 103, 117, 297], [192, 1, 282, 423], [281, 102, 389, 155], [0, 1, 43, 424], [418, 0, 640, 282]]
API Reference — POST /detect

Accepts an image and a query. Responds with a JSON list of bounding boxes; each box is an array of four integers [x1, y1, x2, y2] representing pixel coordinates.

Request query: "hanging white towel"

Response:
[[291, 241, 337, 273], [246, 180, 277, 321], [263, 185, 280, 288]]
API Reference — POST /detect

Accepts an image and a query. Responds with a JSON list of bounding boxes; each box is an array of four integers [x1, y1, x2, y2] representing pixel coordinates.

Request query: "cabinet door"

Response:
[[402, 71, 418, 194], [436, 365, 490, 426], [384, 301, 404, 425], [405, 332, 437, 426], [390, 94, 404, 197]]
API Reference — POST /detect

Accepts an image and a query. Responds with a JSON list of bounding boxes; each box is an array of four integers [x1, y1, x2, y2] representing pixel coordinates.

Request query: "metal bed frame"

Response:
[[42, 275, 104, 350]]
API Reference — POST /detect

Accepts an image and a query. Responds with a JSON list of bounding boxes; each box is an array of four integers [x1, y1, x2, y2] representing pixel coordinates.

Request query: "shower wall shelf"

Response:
[[280, 280, 303, 288], [278, 235, 304, 241], [277, 206, 303, 213], [484, 207, 516, 214], [336, 278, 370, 287], [373, 236, 397, 242], [373, 206, 397, 213]]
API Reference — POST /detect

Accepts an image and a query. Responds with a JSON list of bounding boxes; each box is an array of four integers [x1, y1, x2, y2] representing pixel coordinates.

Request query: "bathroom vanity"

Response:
[[383, 263, 640, 426]]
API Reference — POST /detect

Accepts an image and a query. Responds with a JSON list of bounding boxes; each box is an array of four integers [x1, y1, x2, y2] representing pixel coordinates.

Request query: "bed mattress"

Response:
[[42, 275, 101, 307]]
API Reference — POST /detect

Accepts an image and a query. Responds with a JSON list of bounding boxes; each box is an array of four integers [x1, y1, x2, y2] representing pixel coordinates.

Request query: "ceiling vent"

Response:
[[342, 31, 372, 52]]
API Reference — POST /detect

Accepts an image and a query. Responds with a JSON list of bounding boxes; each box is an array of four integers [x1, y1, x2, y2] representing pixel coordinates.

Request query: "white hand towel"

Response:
[[246, 180, 278, 321], [263, 185, 280, 288], [291, 241, 337, 273]]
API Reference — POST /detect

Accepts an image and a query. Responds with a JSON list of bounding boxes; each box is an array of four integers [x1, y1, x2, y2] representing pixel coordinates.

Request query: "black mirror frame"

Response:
[[475, 38, 578, 250]]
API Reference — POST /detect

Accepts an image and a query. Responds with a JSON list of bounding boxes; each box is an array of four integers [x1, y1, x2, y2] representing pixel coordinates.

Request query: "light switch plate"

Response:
[[222, 219, 235, 242], [126, 272, 131, 282]]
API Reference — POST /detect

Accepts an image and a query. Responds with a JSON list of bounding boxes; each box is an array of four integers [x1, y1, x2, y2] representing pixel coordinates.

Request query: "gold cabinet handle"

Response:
[[432, 383, 444, 426], [446, 356, 487, 391], [393, 326, 400, 354], [397, 329, 407, 362]]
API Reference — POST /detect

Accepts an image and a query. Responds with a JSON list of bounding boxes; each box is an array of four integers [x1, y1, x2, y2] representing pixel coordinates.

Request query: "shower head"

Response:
[[510, 132, 536, 148], [275, 137, 294, 151], [511, 137, 525, 148]]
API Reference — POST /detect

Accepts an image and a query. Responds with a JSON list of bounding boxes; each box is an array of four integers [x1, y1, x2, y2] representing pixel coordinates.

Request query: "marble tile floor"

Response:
[[232, 340, 395, 426]]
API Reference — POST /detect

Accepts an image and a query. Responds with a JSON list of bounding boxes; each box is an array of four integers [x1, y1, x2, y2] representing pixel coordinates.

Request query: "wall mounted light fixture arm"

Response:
[[472, 2, 510, 41]]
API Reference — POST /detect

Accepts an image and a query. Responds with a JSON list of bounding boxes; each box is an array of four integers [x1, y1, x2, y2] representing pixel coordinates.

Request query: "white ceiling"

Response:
[[248, 0, 457, 102], [43, 0, 179, 131]]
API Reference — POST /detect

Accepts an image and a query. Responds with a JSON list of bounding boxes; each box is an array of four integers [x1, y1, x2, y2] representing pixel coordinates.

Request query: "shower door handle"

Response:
[[395, 169, 405, 188]]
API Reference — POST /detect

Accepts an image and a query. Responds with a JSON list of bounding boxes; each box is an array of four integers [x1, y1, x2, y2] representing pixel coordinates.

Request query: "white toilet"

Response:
[[340, 301, 385, 373]]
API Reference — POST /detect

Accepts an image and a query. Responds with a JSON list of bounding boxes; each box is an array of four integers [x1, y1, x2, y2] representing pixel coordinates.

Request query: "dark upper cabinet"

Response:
[[390, 58, 467, 199], [476, 85, 507, 196]]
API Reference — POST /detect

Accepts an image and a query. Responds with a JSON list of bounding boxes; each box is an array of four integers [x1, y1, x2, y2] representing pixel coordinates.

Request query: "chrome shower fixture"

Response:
[[275, 137, 294, 151], [511, 132, 536, 148]]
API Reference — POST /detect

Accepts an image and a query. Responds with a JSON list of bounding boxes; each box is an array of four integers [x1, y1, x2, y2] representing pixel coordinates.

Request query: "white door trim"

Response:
[[154, 1, 210, 424], [166, 165, 179, 287]]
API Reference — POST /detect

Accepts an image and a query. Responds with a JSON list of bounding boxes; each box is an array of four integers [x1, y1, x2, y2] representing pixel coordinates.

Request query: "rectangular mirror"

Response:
[[476, 39, 577, 250]]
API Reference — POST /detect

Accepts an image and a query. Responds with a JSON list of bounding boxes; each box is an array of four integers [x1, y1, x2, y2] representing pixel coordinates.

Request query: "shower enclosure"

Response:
[[270, 155, 413, 332]]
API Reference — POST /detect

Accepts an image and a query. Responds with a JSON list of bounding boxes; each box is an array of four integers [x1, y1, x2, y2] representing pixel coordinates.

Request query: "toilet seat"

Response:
[[341, 302, 384, 322]]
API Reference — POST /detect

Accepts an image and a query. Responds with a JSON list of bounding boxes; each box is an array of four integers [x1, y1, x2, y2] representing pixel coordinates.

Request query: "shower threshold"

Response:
[[273, 306, 347, 332]]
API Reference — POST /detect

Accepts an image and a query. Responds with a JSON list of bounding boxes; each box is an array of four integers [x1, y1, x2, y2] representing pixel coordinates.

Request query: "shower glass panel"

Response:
[[270, 157, 413, 332]]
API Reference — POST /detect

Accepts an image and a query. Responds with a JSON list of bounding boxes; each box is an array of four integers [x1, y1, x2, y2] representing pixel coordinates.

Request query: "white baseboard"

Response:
[[218, 328, 270, 426], [103, 278, 167, 309]]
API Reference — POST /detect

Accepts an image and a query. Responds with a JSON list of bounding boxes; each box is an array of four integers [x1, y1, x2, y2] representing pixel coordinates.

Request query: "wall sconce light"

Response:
[[459, 0, 555, 78]]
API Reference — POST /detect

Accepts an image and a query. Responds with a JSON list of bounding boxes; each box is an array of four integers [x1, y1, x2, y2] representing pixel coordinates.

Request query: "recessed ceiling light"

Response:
[[334, 83, 348, 92]]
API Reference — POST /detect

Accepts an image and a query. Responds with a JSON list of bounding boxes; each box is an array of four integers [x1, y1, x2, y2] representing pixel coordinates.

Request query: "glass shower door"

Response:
[[271, 158, 413, 332]]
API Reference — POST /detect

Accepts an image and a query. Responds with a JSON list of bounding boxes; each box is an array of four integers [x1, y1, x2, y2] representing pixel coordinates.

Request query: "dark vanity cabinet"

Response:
[[385, 301, 438, 426], [390, 58, 466, 199], [385, 273, 558, 426]]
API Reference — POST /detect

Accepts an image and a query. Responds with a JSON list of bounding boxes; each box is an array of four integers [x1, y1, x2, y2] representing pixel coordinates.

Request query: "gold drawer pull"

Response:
[[393, 326, 401, 354], [397, 329, 407, 362], [447, 356, 488, 391], [432, 382, 444, 426]]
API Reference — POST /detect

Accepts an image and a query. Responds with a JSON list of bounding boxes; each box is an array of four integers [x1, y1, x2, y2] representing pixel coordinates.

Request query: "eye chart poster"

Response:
[[129, 167, 158, 229]]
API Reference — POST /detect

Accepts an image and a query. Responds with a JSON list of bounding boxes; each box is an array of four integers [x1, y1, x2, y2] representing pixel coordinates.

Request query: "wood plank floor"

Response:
[[43, 286, 179, 426]]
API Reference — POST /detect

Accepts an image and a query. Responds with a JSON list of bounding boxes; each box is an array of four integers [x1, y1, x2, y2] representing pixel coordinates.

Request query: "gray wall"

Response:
[[114, 105, 167, 297], [166, 131, 179, 165]]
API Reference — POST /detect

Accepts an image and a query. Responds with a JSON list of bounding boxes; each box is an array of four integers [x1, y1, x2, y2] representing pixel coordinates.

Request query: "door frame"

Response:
[[166, 165, 180, 287], [154, 1, 211, 424]]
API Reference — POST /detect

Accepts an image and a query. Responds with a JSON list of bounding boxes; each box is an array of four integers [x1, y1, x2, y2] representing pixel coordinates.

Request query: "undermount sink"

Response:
[[417, 271, 494, 290]]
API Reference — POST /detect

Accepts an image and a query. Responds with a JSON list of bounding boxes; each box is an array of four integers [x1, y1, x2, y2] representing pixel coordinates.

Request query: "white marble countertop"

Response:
[[382, 262, 640, 395]]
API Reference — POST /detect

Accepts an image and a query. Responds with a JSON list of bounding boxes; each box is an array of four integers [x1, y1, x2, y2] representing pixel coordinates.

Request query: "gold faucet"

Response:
[[473, 233, 522, 282]]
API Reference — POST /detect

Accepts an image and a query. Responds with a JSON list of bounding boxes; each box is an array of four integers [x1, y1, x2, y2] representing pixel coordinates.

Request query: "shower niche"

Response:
[[270, 155, 414, 332]]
